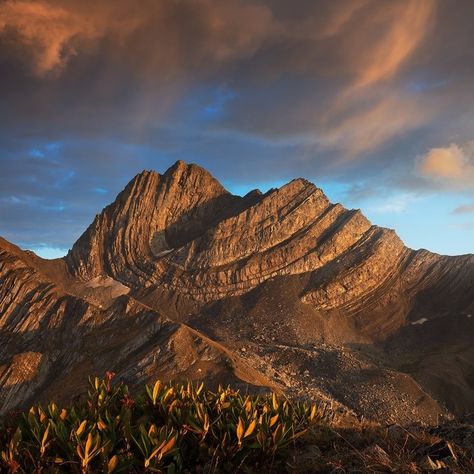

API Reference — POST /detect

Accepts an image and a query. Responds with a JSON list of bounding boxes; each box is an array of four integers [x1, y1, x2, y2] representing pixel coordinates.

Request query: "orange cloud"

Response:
[[352, 0, 436, 88], [0, 1, 79, 74], [307, 0, 438, 156], [0, 0, 436, 83], [0, 1, 142, 75], [0, 0, 278, 76], [418, 144, 474, 187]]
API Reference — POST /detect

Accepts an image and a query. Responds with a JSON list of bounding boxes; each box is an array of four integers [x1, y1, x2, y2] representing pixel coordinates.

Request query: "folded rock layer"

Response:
[[1, 161, 473, 423]]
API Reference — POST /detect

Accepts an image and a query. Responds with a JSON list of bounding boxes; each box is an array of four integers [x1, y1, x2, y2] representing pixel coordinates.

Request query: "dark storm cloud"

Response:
[[1, 0, 474, 250]]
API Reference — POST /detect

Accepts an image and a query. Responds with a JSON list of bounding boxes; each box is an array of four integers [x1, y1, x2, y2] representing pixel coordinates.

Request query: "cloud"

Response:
[[420, 144, 465, 179], [0, 1, 141, 75], [451, 222, 474, 231], [1, 0, 474, 252], [418, 143, 474, 187], [369, 193, 417, 214], [319, 91, 431, 156], [0, 0, 278, 77], [0, 0, 444, 137], [340, 0, 436, 89], [452, 204, 474, 215], [0, 0, 440, 177]]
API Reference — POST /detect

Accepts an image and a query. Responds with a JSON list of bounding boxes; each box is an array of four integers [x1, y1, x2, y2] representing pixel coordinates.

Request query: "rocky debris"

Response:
[[417, 440, 458, 462], [363, 444, 392, 465], [228, 339, 446, 425], [430, 423, 474, 456]]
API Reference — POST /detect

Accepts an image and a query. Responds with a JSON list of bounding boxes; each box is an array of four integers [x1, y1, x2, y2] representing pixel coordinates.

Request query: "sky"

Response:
[[0, 0, 473, 258]]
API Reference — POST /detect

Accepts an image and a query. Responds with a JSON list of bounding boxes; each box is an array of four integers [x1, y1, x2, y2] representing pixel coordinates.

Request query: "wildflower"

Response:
[[121, 394, 135, 408], [8, 460, 20, 473], [105, 371, 116, 391]]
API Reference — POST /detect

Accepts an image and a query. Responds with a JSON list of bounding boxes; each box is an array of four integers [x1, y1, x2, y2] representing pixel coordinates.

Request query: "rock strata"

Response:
[[0, 161, 473, 423]]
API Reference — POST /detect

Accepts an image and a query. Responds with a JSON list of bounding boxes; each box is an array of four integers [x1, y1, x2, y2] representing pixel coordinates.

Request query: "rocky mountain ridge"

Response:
[[1, 161, 473, 424]]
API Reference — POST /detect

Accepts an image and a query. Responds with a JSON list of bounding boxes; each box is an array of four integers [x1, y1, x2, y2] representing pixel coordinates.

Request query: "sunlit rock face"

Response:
[[67, 161, 242, 283], [66, 162, 409, 306], [1, 161, 473, 423]]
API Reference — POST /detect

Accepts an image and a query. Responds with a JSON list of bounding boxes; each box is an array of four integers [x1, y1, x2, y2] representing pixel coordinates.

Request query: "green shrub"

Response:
[[0, 373, 323, 473]]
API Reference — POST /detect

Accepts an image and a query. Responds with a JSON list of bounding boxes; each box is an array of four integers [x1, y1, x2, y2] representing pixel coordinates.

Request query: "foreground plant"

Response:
[[0, 374, 323, 473]]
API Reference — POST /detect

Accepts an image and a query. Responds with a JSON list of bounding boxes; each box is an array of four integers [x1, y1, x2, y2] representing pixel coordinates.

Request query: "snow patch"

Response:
[[411, 317, 428, 325], [150, 230, 173, 257], [154, 249, 174, 258], [85, 276, 129, 298]]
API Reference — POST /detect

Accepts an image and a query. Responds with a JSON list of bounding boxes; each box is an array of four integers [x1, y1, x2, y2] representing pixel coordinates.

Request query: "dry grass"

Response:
[[290, 421, 474, 473]]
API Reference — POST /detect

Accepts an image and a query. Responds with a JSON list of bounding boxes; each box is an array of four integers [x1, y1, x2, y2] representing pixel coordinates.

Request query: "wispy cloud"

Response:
[[451, 222, 474, 231], [452, 203, 474, 215], [369, 193, 418, 214]]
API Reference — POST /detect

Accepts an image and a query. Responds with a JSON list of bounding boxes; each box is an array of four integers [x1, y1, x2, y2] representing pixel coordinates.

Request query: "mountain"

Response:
[[1, 161, 473, 424]]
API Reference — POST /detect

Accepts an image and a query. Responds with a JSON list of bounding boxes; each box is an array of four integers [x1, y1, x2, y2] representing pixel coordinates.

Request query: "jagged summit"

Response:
[[66, 161, 378, 300], [65, 162, 472, 322], [66, 160, 239, 279], [0, 161, 473, 423]]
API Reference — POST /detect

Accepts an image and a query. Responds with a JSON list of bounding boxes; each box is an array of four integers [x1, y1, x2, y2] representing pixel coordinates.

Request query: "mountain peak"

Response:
[[67, 160, 238, 278], [165, 159, 189, 173], [131, 169, 160, 181], [65, 161, 416, 313], [129, 160, 209, 185], [116, 161, 228, 211], [163, 159, 208, 177]]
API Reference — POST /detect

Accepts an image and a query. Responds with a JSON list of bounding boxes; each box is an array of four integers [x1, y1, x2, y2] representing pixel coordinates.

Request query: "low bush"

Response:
[[0, 373, 322, 473]]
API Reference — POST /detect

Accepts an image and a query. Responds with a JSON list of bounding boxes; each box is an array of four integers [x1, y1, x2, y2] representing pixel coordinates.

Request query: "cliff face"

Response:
[[1, 161, 473, 423], [67, 162, 410, 307], [67, 161, 244, 281]]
